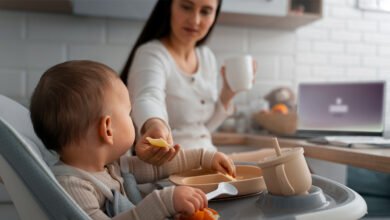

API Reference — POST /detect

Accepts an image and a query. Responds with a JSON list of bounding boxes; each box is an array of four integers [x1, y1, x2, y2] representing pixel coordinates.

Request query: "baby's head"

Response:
[[30, 60, 135, 159]]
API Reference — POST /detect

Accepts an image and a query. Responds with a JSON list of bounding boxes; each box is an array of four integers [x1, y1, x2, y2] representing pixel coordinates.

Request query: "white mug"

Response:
[[224, 55, 254, 92]]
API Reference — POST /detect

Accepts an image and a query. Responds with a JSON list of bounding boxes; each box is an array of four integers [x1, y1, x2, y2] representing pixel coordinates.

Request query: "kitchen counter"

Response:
[[212, 132, 390, 173]]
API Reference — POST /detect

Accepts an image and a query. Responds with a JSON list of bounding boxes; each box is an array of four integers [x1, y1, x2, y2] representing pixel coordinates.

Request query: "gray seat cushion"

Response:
[[0, 118, 90, 219]]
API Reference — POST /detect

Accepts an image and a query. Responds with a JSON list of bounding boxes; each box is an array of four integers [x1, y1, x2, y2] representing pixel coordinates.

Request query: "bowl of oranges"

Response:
[[253, 103, 297, 135]]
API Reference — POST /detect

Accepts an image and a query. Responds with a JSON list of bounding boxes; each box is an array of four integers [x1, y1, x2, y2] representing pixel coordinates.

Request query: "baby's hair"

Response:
[[30, 60, 118, 153]]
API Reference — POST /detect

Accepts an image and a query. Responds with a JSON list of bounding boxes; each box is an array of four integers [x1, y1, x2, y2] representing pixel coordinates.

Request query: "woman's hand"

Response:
[[210, 152, 236, 177], [135, 118, 180, 166], [173, 186, 207, 216]]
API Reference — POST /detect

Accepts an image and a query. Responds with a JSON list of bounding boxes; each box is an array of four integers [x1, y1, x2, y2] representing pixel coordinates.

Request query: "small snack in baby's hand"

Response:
[[180, 208, 220, 220], [225, 174, 236, 181], [146, 137, 170, 148], [220, 172, 236, 181]]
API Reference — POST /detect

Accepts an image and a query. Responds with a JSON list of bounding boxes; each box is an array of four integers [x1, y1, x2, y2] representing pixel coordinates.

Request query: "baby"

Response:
[[29, 60, 235, 220]]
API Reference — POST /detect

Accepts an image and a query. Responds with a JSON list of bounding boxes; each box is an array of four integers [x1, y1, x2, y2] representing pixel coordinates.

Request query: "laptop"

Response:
[[295, 81, 389, 147]]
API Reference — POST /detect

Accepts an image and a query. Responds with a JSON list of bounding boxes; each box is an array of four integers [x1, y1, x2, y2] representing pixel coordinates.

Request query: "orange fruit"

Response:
[[271, 103, 289, 114], [180, 208, 220, 220]]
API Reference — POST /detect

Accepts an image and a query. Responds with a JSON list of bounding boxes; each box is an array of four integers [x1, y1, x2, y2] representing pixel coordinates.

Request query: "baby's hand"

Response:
[[211, 152, 236, 178], [173, 186, 207, 216]]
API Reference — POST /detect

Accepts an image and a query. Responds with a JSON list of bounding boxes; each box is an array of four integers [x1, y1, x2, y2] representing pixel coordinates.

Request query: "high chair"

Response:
[[0, 95, 91, 220]]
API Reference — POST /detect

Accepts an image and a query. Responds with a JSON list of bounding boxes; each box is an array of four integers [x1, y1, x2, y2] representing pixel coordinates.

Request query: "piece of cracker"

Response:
[[146, 137, 170, 148]]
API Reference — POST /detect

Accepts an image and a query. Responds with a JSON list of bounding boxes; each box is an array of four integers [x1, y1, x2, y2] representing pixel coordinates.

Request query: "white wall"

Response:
[[1, 0, 390, 128]]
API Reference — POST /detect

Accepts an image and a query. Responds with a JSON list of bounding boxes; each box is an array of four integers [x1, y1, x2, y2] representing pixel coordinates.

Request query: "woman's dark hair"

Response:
[[120, 0, 223, 84]]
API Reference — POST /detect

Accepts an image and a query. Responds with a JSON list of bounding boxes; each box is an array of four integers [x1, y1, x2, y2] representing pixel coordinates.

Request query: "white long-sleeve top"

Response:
[[128, 40, 233, 151]]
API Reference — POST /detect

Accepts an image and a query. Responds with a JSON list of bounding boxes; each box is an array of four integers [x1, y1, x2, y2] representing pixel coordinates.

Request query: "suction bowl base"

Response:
[[257, 185, 329, 214]]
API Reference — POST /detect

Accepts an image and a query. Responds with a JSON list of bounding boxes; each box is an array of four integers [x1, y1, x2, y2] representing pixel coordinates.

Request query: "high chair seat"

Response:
[[0, 95, 58, 166], [0, 95, 90, 220]]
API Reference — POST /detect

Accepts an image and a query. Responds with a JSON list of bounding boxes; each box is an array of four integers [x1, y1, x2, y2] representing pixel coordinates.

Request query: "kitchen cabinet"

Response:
[[0, 0, 322, 30], [222, 0, 289, 17], [0, 0, 72, 13], [219, 0, 323, 29]]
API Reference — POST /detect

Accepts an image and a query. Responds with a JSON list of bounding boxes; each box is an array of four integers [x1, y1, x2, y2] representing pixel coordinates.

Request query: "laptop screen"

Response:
[[297, 81, 386, 136]]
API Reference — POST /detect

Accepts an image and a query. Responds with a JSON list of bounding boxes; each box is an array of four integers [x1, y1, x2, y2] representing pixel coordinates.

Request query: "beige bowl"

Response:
[[253, 111, 297, 135], [169, 165, 266, 198]]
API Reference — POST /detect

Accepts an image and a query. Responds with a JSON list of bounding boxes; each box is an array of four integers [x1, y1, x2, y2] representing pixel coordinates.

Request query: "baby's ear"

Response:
[[99, 115, 114, 145]]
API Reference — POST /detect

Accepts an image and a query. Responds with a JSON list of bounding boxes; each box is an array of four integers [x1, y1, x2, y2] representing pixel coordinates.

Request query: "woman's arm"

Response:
[[128, 43, 170, 135], [128, 42, 178, 165], [205, 49, 257, 132]]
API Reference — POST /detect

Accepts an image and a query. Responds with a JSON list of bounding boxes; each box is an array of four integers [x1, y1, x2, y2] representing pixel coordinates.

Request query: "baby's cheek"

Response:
[[128, 121, 136, 143]]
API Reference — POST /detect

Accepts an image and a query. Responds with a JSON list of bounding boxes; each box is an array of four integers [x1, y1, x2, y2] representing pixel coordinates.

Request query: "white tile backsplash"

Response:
[[364, 32, 390, 44], [346, 43, 376, 55], [279, 55, 295, 81], [254, 55, 278, 81], [296, 28, 329, 40], [345, 67, 377, 80], [330, 7, 362, 19], [296, 53, 329, 65], [68, 44, 130, 72], [330, 30, 361, 42], [1, 0, 390, 127], [248, 30, 295, 54], [26, 70, 44, 99], [378, 45, 390, 56], [312, 66, 345, 79], [208, 25, 248, 52], [0, 41, 66, 69], [313, 18, 346, 29], [330, 54, 360, 66], [0, 69, 26, 98], [0, 11, 25, 40], [107, 19, 143, 45], [26, 13, 106, 44], [347, 19, 377, 32], [313, 41, 344, 53]]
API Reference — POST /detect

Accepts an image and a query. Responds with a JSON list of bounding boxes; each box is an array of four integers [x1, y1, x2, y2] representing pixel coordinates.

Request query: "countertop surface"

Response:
[[212, 132, 390, 173]]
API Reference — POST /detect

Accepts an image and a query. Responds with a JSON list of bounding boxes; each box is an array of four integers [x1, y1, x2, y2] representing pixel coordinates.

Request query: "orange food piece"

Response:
[[180, 208, 220, 220], [271, 103, 289, 114]]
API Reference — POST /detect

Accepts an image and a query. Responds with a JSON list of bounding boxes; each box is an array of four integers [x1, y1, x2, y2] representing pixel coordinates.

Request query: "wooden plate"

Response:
[[169, 165, 266, 199]]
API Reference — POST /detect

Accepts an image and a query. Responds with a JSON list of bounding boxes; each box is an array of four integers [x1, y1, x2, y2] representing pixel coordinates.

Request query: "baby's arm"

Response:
[[58, 175, 176, 220], [126, 148, 214, 183], [126, 148, 235, 183]]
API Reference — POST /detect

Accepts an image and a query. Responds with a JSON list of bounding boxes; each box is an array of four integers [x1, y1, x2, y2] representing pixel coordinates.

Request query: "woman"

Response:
[[121, 0, 264, 165]]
